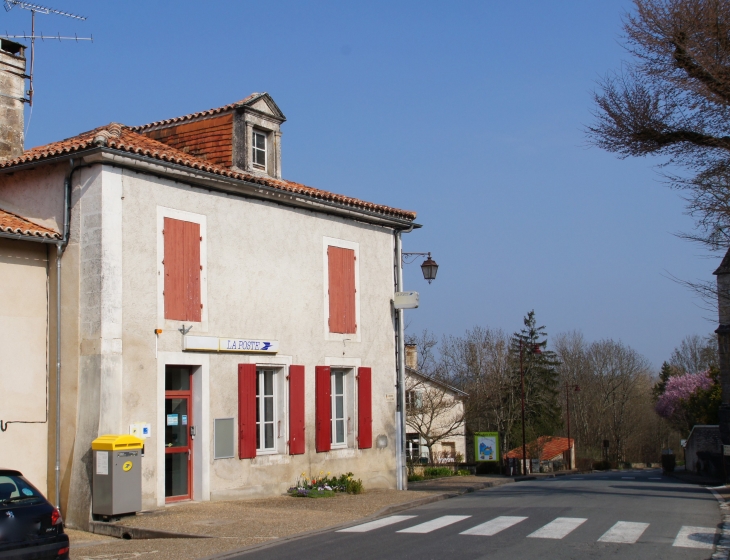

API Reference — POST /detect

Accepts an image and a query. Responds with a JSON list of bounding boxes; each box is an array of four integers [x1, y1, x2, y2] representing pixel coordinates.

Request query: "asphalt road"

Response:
[[228, 469, 723, 560]]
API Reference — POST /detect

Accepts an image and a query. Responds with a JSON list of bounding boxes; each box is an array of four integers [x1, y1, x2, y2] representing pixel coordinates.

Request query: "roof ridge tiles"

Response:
[[130, 94, 261, 132], [0, 124, 417, 221]]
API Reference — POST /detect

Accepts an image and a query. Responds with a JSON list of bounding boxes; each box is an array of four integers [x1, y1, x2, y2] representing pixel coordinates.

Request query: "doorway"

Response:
[[165, 366, 193, 502]]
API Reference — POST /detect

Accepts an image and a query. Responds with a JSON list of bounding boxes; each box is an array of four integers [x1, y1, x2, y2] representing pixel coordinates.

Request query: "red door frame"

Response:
[[165, 368, 193, 503]]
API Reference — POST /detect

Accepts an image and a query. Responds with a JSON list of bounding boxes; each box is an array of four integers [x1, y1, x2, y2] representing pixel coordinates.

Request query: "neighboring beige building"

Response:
[[404, 344, 466, 463], [0, 81, 419, 527], [0, 210, 60, 489]]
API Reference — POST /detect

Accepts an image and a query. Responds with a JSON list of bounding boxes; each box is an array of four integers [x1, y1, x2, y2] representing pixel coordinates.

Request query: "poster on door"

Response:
[[474, 432, 500, 462]]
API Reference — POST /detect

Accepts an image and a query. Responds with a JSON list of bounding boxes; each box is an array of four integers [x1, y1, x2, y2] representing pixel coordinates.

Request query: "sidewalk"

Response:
[[68, 489, 438, 560], [68, 474, 547, 559]]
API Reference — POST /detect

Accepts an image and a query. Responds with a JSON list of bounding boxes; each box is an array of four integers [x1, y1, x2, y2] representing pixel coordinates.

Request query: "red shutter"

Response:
[[184, 221, 201, 322], [357, 367, 372, 449], [164, 218, 185, 320], [164, 218, 201, 322], [238, 364, 257, 459], [328, 246, 356, 334], [289, 365, 305, 455], [315, 365, 331, 452]]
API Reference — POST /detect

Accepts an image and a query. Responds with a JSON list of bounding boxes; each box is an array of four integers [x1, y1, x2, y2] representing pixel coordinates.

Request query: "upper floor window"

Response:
[[327, 246, 356, 334], [252, 130, 267, 170], [163, 217, 201, 322]]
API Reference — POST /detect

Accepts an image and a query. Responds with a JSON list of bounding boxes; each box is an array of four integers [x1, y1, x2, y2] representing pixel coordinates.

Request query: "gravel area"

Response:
[[69, 489, 437, 560]]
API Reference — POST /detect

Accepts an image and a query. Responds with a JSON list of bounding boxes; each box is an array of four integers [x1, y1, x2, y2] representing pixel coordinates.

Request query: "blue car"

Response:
[[0, 470, 69, 559]]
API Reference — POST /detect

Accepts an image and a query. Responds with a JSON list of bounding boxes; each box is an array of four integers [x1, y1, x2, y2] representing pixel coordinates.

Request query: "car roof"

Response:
[[0, 469, 23, 476]]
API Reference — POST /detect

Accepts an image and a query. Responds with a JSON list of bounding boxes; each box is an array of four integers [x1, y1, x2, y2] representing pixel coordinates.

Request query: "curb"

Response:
[[88, 520, 213, 540], [202, 475, 540, 559]]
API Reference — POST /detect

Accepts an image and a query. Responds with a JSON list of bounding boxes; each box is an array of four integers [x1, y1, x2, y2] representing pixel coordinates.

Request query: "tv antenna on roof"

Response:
[[2, 0, 91, 106]]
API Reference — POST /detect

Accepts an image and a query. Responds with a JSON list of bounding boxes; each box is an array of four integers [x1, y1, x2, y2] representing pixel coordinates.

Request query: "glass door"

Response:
[[165, 366, 192, 502]]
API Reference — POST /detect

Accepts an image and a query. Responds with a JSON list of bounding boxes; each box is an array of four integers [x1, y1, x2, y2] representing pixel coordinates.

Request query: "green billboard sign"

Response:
[[474, 432, 500, 462]]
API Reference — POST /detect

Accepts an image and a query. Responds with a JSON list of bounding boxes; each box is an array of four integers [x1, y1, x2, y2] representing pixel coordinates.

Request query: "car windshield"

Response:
[[0, 474, 43, 505]]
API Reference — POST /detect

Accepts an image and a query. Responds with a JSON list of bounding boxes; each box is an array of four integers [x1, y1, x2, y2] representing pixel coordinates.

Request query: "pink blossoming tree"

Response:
[[655, 370, 714, 431]]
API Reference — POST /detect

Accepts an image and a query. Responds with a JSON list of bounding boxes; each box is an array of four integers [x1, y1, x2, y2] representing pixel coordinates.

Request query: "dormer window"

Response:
[[252, 130, 267, 170]]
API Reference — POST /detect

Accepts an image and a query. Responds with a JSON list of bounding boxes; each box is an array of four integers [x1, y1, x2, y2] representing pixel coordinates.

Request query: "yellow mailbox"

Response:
[[92, 434, 144, 518]]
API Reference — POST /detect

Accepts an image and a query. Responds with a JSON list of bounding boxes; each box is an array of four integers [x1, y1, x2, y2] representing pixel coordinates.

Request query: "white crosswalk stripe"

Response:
[[527, 517, 587, 539], [337, 515, 416, 533], [339, 514, 713, 550], [460, 516, 527, 536], [397, 515, 471, 534], [672, 526, 717, 549], [598, 521, 649, 543]]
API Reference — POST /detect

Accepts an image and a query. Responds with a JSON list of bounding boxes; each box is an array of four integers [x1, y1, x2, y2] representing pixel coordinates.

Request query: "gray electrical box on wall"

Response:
[[394, 291, 419, 309], [91, 435, 144, 517]]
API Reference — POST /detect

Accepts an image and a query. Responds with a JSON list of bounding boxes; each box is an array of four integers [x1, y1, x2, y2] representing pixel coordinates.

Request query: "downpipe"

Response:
[[54, 158, 76, 509]]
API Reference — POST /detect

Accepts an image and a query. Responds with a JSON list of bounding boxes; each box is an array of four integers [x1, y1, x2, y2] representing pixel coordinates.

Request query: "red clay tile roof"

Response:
[[0, 123, 416, 221], [130, 93, 260, 132], [0, 208, 60, 239], [505, 436, 574, 461]]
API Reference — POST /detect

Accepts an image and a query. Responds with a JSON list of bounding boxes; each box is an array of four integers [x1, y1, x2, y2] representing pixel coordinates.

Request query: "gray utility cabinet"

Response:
[[91, 435, 144, 516]]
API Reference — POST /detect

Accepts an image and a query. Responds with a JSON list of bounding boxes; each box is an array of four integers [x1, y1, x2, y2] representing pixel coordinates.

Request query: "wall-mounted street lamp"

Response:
[[402, 252, 439, 284], [394, 250, 439, 491]]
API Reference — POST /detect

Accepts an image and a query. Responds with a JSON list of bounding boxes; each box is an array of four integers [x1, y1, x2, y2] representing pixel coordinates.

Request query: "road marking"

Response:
[[673, 526, 718, 549], [397, 515, 471, 534], [621, 477, 635, 480], [598, 521, 649, 543], [338, 515, 417, 533], [460, 516, 527, 536], [527, 517, 587, 539]]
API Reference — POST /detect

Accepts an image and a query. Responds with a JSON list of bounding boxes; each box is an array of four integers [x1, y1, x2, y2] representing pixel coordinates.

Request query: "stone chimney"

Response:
[[405, 344, 417, 371], [0, 39, 26, 160]]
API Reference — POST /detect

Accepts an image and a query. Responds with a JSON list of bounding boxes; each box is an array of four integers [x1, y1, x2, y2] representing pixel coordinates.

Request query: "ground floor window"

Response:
[[256, 369, 276, 451], [331, 370, 346, 446], [406, 433, 422, 462]]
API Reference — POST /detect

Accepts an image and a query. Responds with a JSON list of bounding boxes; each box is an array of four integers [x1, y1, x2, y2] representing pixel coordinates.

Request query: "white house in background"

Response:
[[0, 78, 419, 527], [404, 344, 467, 463]]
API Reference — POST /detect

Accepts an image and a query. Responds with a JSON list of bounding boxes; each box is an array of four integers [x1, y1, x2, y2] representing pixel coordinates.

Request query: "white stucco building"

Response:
[[404, 345, 467, 464], [0, 91, 418, 528]]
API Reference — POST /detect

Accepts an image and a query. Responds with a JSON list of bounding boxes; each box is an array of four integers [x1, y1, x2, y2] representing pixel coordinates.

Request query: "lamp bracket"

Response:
[[401, 252, 431, 265]]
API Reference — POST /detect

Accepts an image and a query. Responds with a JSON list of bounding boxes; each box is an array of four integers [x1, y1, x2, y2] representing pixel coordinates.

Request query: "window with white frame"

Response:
[[256, 369, 276, 451], [406, 389, 423, 410], [252, 130, 267, 169], [331, 370, 347, 447]]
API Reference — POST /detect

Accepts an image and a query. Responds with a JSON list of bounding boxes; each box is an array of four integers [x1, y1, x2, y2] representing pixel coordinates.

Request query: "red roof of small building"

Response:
[[0, 208, 60, 239], [504, 436, 574, 461], [0, 99, 416, 222]]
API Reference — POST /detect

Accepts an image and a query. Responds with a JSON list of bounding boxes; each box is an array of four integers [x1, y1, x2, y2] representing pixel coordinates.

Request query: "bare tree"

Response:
[[669, 333, 718, 373], [554, 333, 659, 462], [405, 330, 439, 376], [588, 0, 730, 249], [405, 375, 465, 464], [440, 327, 518, 452]]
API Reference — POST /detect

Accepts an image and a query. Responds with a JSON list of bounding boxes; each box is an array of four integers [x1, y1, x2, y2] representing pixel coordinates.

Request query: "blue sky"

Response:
[[7, 0, 714, 368]]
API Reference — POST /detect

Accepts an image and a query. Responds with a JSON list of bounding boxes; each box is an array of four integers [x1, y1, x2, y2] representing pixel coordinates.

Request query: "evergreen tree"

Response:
[[652, 361, 676, 401], [509, 311, 562, 447]]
